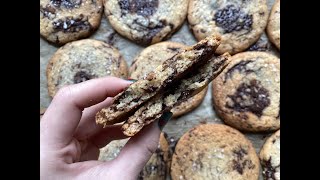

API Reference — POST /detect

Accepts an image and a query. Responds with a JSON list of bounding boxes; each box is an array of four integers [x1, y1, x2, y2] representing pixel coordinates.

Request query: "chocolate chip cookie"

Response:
[[267, 0, 280, 50], [47, 39, 128, 97], [99, 133, 170, 180], [129, 41, 208, 118], [171, 124, 260, 180], [96, 35, 221, 126], [188, 0, 268, 54], [40, 0, 103, 45], [104, 0, 188, 45], [260, 130, 280, 180], [212, 52, 280, 132], [122, 53, 230, 136]]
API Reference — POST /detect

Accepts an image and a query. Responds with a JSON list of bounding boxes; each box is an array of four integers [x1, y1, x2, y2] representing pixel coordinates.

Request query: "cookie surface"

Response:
[[171, 124, 260, 180], [40, 0, 103, 44], [129, 41, 208, 118], [260, 130, 280, 180], [212, 52, 280, 132], [104, 0, 188, 45], [47, 39, 128, 97], [267, 0, 280, 49], [188, 0, 268, 54], [99, 133, 169, 180]]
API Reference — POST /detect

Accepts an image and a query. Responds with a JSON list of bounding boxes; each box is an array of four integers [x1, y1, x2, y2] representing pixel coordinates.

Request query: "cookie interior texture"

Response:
[[259, 130, 280, 180], [46, 39, 128, 97], [188, 0, 268, 54], [212, 51, 280, 132], [267, 0, 280, 50], [104, 0, 188, 45], [171, 124, 260, 180], [96, 35, 221, 126], [122, 53, 231, 136], [40, 0, 103, 44], [98, 133, 170, 180], [129, 41, 208, 118]]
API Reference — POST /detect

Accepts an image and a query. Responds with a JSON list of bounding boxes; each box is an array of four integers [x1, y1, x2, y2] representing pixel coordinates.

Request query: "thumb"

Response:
[[110, 112, 172, 179]]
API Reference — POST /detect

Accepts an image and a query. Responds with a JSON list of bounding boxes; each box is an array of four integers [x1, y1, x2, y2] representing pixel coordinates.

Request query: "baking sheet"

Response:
[[40, 0, 279, 179]]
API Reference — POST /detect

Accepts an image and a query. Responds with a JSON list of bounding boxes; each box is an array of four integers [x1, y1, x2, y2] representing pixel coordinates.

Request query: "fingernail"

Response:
[[158, 111, 173, 130], [126, 78, 137, 83]]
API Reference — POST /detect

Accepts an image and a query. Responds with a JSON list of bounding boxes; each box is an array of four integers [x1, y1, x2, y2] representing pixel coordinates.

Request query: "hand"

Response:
[[40, 77, 171, 180]]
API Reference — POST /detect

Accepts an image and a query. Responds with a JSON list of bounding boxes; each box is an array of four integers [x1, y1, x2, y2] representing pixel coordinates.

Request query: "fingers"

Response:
[[40, 77, 131, 148], [74, 97, 114, 140], [110, 112, 172, 179]]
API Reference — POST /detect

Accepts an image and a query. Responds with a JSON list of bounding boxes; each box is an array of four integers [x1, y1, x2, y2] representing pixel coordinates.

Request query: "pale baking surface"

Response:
[[40, 0, 278, 179]]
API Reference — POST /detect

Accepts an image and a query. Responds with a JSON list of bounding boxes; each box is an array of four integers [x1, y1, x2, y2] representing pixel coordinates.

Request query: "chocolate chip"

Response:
[[232, 147, 255, 174], [224, 60, 254, 82], [118, 0, 159, 17], [51, 0, 82, 9], [226, 79, 270, 117], [73, 71, 93, 84], [40, 4, 56, 19], [52, 15, 92, 33], [262, 157, 279, 180], [214, 4, 253, 33]]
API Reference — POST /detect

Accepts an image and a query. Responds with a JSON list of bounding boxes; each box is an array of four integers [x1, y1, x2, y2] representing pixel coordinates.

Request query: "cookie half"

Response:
[[188, 0, 268, 54], [96, 35, 221, 126], [104, 0, 188, 45], [40, 0, 103, 45], [212, 52, 280, 132], [130, 41, 208, 118], [98, 133, 169, 180], [47, 39, 128, 97], [260, 130, 280, 180], [267, 0, 280, 49], [122, 53, 231, 136], [171, 124, 260, 180]]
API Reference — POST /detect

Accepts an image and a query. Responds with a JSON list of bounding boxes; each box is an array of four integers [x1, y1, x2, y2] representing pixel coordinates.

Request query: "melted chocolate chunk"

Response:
[[51, 0, 82, 9], [40, 4, 56, 18], [128, 19, 166, 45], [73, 71, 93, 83], [226, 79, 270, 117], [224, 60, 254, 82], [232, 147, 255, 174], [52, 15, 92, 33], [119, 0, 159, 17], [262, 157, 279, 180], [214, 4, 253, 33]]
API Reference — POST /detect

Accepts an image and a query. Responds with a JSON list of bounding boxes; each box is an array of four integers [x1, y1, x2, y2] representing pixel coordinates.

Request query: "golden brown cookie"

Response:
[[129, 41, 208, 118], [47, 39, 128, 97], [104, 0, 188, 45], [40, 0, 103, 45], [212, 52, 280, 132], [171, 124, 260, 180], [260, 130, 280, 180], [188, 0, 268, 54], [267, 0, 280, 50]]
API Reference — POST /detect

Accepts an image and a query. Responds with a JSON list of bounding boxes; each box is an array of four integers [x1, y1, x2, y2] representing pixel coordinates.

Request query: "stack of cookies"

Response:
[[40, 0, 280, 179]]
